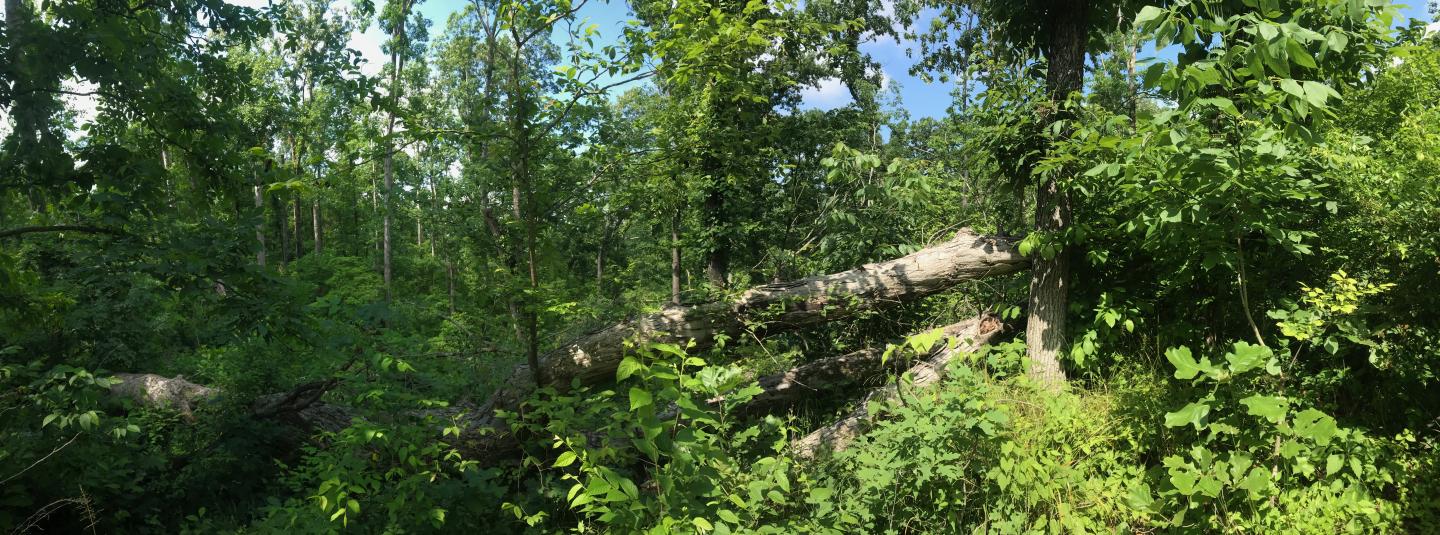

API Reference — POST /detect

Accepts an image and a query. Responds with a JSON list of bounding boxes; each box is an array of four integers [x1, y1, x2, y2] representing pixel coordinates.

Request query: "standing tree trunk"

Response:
[[446, 261, 456, 315], [671, 208, 682, 305], [380, 2, 411, 306], [253, 160, 269, 267], [595, 216, 611, 296], [272, 191, 289, 270], [702, 180, 727, 289], [312, 199, 322, 254], [1025, 0, 1089, 389], [507, 33, 543, 387], [293, 196, 304, 260]]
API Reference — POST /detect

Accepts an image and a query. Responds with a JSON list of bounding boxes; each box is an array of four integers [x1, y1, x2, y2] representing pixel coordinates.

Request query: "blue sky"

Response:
[[359, 0, 1434, 120]]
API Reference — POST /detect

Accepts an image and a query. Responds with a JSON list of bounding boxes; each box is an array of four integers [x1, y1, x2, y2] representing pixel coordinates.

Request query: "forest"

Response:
[[2, 0, 1439, 532]]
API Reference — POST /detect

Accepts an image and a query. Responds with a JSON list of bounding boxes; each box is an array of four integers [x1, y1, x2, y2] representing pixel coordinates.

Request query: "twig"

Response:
[[0, 433, 81, 487], [1235, 235, 1266, 347]]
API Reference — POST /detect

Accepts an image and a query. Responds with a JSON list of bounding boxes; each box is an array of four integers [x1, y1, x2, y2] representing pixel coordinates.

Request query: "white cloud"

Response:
[[351, 26, 389, 78], [799, 77, 853, 110]]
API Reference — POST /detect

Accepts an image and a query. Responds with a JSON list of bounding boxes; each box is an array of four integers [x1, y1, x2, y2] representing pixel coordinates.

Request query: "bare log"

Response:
[[109, 373, 351, 431], [793, 315, 1006, 458], [466, 229, 1025, 460]]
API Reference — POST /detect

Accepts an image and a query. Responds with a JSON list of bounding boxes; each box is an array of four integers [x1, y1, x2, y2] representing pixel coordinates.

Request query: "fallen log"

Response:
[[109, 373, 352, 431], [467, 229, 1025, 460], [793, 315, 1007, 458]]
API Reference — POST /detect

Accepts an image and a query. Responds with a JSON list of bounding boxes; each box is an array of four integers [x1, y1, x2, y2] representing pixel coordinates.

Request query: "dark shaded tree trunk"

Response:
[[703, 181, 728, 288], [1025, 0, 1089, 389], [446, 262, 456, 315]]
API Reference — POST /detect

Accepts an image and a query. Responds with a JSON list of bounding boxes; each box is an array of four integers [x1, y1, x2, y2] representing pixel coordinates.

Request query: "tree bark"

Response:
[[703, 181, 728, 288], [446, 261, 456, 315], [313, 200, 322, 254], [595, 217, 610, 296], [794, 315, 1007, 457], [1025, 0, 1089, 389], [253, 160, 269, 267], [507, 25, 543, 388], [380, 0, 412, 305], [465, 229, 1026, 461], [293, 196, 304, 260], [671, 209, 682, 305], [272, 189, 288, 269]]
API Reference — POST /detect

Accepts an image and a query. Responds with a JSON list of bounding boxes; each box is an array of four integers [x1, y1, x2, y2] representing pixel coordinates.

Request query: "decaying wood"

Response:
[[109, 373, 350, 431], [793, 315, 1006, 458], [110, 374, 218, 421], [465, 229, 1025, 460]]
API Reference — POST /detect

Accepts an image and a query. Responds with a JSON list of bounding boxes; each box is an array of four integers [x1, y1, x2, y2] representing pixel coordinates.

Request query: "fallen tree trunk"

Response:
[[109, 373, 353, 432], [793, 315, 1007, 458], [467, 229, 1025, 460], [111, 231, 1024, 463]]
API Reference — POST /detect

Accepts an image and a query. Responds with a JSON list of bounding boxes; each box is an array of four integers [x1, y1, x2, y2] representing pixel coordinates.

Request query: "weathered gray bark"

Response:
[[793, 315, 1006, 458], [109, 373, 350, 431], [1025, 0, 1089, 390], [464, 229, 1025, 461]]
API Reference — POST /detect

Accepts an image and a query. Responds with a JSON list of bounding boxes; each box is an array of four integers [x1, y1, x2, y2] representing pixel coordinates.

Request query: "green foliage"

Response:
[[3, 0, 1439, 531], [506, 341, 819, 533], [1135, 340, 1401, 532]]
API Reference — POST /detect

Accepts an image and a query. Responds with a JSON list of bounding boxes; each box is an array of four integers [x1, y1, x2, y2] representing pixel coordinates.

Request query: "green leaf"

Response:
[[692, 517, 713, 532], [1166, 346, 1201, 380], [1240, 395, 1290, 423], [716, 509, 740, 523], [1237, 467, 1271, 498], [554, 451, 578, 468], [1301, 81, 1339, 110], [1135, 6, 1167, 27], [1170, 469, 1199, 495], [1280, 78, 1305, 99], [629, 387, 653, 411], [1225, 341, 1271, 374], [1293, 408, 1339, 445], [1326, 454, 1343, 476], [616, 356, 644, 382], [1286, 39, 1317, 69], [1126, 483, 1157, 512], [1164, 402, 1211, 430]]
